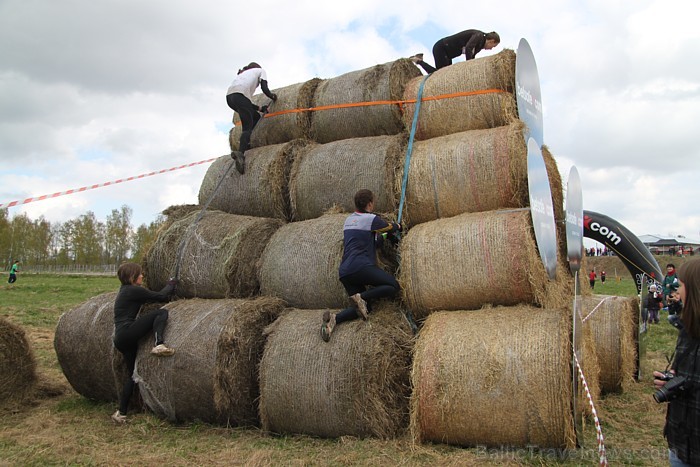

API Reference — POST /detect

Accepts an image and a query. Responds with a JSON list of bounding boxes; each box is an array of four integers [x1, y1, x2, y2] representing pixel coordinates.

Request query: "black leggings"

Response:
[[226, 93, 261, 153], [336, 266, 400, 324], [113, 307, 169, 414], [416, 40, 453, 74]]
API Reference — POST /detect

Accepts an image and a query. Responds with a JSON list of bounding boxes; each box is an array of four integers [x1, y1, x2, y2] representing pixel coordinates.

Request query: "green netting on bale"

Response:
[[310, 59, 421, 143], [54, 292, 135, 404], [230, 79, 322, 151], [199, 140, 310, 221], [259, 304, 413, 439], [0, 317, 36, 409], [410, 306, 576, 449], [144, 209, 283, 299], [399, 209, 572, 319], [133, 297, 285, 425], [289, 134, 406, 221], [399, 122, 528, 226], [582, 294, 638, 394], [402, 50, 517, 140]]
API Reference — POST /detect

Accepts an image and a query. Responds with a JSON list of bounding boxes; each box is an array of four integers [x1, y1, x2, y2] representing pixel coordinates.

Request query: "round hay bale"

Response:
[[230, 78, 322, 151], [403, 50, 517, 140], [259, 304, 413, 439], [410, 306, 575, 449], [0, 317, 36, 409], [577, 316, 602, 419], [199, 140, 309, 220], [289, 135, 405, 221], [400, 122, 528, 226], [399, 209, 571, 319], [54, 292, 133, 403], [542, 145, 567, 260], [143, 209, 283, 299], [310, 59, 421, 143], [258, 214, 347, 308], [581, 294, 638, 394], [133, 297, 285, 425]]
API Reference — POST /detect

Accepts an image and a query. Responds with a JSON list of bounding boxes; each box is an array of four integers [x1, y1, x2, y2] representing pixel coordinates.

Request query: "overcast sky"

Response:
[[1, 0, 698, 243]]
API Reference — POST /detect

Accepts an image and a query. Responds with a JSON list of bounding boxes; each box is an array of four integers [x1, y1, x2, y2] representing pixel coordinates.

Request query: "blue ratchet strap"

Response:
[[397, 74, 430, 226]]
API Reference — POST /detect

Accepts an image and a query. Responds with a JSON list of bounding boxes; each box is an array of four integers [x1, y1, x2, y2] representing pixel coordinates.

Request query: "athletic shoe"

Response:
[[231, 151, 245, 174], [351, 293, 369, 320], [151, 344, 175, 357], [321, 310, 336, 342], [111, 410, 127, 424], [409, 53, 424, 63]]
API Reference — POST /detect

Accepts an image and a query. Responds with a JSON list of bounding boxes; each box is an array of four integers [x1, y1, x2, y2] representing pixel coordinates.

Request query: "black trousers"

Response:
[[113, 307, 169, 414], [336, 266, 400, 324], [227, 93, 260, 153]]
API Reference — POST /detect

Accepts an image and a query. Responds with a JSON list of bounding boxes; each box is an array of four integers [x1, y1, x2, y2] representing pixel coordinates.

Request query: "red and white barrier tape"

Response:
[[0, 157, 219, 209], [581, 296, 613, 323], [573, 351, 608, 466]]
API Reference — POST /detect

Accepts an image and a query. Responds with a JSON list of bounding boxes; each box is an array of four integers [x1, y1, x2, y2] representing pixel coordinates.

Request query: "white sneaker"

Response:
[[351, 293, 369, 320], [111, 410, 127, 424], [151, 344, 175, 357]]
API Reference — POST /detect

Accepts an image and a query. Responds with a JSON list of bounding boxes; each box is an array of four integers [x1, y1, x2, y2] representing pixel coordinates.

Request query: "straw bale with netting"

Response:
[[144, 209, 283, 299], [0, 317, 37, 409], [310, 59, 421, 143], [402, 50, 517, 140], [410, 306, 575, 449], [289, 134, 406, 221], [259, 303, 413, 439]]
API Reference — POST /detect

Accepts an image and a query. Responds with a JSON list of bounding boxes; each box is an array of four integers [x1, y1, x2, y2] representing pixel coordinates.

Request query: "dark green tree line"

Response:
[[0, 205, 164, 269]]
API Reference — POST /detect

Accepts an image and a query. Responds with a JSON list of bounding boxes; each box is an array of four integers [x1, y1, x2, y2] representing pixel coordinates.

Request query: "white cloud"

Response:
[[0, 0, 697, 242]]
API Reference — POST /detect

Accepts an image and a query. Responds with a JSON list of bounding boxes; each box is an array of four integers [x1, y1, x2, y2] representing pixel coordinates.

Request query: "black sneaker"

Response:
[[231, 151, 245, 174]]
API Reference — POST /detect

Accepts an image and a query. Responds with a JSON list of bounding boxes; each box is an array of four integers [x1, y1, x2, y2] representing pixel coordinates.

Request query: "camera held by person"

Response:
[[653, 371, 689, 403]]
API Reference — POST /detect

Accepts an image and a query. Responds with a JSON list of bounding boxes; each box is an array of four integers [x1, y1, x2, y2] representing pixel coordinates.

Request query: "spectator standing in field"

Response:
[[601, 270, 606, 285], [589, 269, 597, 289], [320, 189, 402, 342], [653, 258, 700, 465], [7, 260, 19, 284], [111, 262, 178, 424], [409, 30, 500, 74], [647, 284, 663, 325], [664, 263, 680, 304]]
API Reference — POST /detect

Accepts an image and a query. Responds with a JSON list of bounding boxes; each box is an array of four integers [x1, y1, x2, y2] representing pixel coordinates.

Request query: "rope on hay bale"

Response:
[[0, 317, 36, 409], [54, 292, 136, 404], [259, 303, 413, 439], [402, 50, 517, 140], [143, 208, 283, 299], [582, 294, 638, 394], [310, 59, 421, 143], [230, 78, 322, 151], [289, 134, 406, 221], [399, 122, 528, 226], [410, 306, 576, 449], [398, 209, 572, 319], [133, 297, 285, 425], [199, 140, 310, 221]]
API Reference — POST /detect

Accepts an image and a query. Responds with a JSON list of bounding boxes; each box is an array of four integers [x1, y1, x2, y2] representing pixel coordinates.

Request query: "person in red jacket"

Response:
[[409, 29, 500, 74], [589, 269, 597, 289]]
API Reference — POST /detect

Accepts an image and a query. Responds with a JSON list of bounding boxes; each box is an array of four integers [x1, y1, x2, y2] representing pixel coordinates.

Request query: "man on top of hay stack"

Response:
[[321, 189, 402, 342], [409, 29, 500, 74], [226, 62, 277, 174]]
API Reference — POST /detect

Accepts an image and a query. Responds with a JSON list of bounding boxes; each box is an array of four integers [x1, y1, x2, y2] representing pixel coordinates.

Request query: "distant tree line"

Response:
[[0, 205, 164, 270]]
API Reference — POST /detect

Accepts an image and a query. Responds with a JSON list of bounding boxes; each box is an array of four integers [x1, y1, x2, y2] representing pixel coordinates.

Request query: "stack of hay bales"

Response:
[[55, 295, 286, 426], [0, 317, 37, 410]]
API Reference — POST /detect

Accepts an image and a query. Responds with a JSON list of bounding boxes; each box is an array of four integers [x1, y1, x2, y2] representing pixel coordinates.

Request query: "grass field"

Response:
[[0, 274, 679, 465]]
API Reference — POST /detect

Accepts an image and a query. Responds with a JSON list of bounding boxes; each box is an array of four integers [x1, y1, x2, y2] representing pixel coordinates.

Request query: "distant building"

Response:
[[639, 234, 700, 256]]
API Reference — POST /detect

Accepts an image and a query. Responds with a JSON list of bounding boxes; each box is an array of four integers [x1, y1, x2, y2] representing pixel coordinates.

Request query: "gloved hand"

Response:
[[270, 93, 278, 101]]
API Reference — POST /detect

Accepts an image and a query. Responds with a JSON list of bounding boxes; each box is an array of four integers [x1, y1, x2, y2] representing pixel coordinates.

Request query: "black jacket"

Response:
[[439, 29, 487, 60]]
